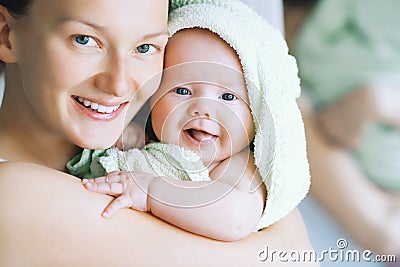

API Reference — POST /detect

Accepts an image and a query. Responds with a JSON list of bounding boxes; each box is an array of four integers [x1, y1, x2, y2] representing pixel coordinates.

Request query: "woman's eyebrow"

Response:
[[56, 17, 107, 32], [56, 17, 168, 40], [141, 31, 169, 40]]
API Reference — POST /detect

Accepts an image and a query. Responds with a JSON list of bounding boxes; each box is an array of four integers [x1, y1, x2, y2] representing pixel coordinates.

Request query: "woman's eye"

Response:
[[175, 88, 191, 95], [74, 35, 98, 47], [136, 44, 157, 54], [221, 93, 236, 101]]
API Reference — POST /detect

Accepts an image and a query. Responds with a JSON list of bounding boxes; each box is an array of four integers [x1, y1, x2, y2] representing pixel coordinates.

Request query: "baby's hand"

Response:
[[115, 122, 146, 150], [82, 171, 154, 217]]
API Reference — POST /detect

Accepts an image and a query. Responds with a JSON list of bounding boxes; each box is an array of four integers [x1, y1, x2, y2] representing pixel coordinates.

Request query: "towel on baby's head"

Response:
[[170, 0, 310, 229]]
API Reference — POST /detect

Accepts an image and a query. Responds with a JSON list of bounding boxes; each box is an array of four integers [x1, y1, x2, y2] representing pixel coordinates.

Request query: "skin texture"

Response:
[[0, 0, 318, 265], [152, 29, 254, 166], [83, 29, 265, 241], [0, 0, 168, 169], [0, 162, 317, 267]]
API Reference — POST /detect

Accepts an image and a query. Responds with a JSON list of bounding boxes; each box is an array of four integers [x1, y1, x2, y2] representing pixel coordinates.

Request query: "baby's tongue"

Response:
[[191, 129, 214, 142]]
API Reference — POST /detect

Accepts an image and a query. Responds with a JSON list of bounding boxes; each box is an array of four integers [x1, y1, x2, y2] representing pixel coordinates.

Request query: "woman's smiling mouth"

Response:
[[73, 96, 120, 114], [72, 95, 127, 121]]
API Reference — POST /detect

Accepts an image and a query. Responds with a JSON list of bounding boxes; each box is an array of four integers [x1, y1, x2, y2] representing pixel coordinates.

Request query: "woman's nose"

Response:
[[95, 53, 136, 97]]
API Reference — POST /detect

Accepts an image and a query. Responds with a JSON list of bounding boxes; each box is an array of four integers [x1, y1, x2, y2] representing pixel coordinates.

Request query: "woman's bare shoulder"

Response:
[[0, 161, 71, 176], [0, 162, 318, 267]]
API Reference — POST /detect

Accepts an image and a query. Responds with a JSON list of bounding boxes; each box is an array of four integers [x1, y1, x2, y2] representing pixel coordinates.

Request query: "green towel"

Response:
[[66, 143, 210, 182], [66, 149, 108, 179]]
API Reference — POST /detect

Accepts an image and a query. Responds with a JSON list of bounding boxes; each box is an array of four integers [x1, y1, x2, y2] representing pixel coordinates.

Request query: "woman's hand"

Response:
[[82, 171, 154, 217]]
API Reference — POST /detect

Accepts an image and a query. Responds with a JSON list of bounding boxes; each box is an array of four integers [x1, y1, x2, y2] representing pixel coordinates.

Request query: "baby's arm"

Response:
[[83, 148, 266, 241], [0, 161, 318, 267], [148, 148, 265, 241]]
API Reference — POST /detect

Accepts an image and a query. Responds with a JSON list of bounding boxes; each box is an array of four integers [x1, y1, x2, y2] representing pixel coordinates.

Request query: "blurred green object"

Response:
[[295, 0, 400, 107], [295, 0, 400, 192]]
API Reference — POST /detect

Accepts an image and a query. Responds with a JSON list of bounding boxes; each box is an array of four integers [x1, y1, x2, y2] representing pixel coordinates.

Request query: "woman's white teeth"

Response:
[[90, 102, 99, 110], [83, 99, 91, 107], [75, 96, 119, 114]]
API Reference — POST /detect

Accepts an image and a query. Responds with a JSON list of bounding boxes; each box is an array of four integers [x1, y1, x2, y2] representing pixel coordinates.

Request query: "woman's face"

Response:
[[7, 0, 168, 149]]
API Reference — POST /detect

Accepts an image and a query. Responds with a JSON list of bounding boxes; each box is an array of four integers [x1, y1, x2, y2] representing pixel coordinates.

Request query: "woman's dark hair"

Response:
[[1, 0, 172, 17], [0, 0, 32, 17]]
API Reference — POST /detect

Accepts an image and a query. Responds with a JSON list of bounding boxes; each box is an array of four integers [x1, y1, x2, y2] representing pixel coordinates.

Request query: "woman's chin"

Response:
[[74, 137, 118, 150]]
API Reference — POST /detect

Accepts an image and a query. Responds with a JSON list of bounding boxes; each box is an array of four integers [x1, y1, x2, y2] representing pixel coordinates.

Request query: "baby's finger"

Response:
[[82, 172, 123, 185], [105, 171, 124, 183], [84, 176, 107, 184], [103, 194, 133, 217], [84, 181, 124, 195]]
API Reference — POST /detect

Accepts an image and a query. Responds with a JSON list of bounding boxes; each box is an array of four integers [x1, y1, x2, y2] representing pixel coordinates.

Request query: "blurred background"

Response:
[[243, 0, 400, 266]]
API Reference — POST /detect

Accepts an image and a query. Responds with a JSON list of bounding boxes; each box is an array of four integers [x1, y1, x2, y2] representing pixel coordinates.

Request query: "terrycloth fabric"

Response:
[[170, 0, 310, 229], [67, 149, 108, 179], [295, 0, 400, 192], [67, 143, 210, 182]]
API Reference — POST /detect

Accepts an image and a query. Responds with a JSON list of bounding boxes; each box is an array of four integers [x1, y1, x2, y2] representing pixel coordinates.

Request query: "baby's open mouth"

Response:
[[185, 129, 217, 143], [73, 96, 120, 114]]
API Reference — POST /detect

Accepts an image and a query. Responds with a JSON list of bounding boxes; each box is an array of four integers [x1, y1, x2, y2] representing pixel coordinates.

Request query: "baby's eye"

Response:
[[136, 44, 157, 54], [74, 35, 98, 47], [221, 93, 236, 101], [175, 88, 191, 95]]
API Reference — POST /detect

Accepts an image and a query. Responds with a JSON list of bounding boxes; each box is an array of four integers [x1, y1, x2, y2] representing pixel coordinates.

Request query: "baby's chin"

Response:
[[194, 147, 224, 166]]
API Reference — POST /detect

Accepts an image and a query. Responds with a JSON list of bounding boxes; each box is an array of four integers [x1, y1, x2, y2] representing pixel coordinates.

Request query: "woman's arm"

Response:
[[84, 149, 265, 241], [0, 161, 318, 267]]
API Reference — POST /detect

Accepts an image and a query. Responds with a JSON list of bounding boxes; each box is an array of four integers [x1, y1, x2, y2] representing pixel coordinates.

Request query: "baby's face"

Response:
[[151, 28, 254, 165]]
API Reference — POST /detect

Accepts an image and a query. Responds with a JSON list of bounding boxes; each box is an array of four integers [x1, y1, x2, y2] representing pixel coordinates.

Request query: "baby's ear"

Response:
[[0, 6, 17, 63]]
